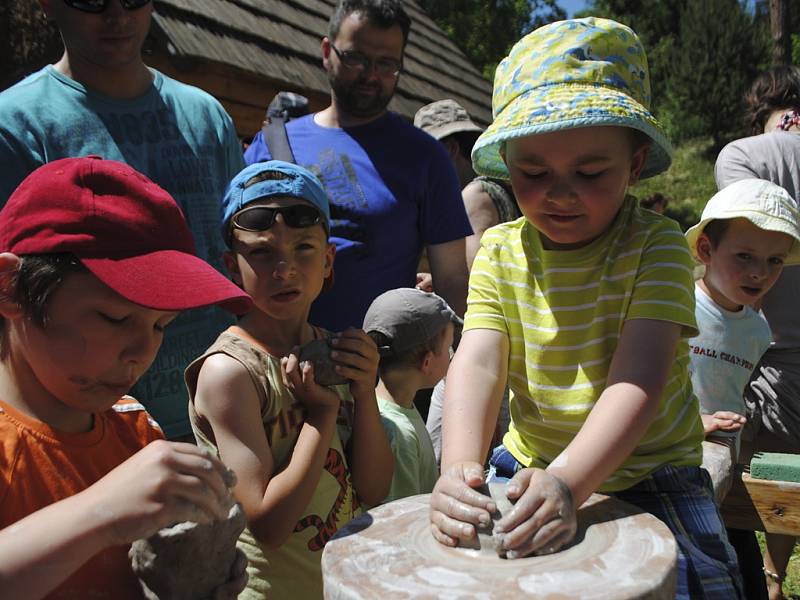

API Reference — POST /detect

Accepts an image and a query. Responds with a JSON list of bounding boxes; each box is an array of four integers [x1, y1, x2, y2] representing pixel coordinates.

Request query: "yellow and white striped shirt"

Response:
[[465, 198, 703, 491]]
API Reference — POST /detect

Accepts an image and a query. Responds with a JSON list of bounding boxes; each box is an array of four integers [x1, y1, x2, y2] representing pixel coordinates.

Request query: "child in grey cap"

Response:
[[363, 288, 462, 503]]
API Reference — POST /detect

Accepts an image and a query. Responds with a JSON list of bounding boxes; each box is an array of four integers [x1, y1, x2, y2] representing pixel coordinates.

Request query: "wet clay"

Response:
[[129, 469, 246, 600], [461, 482, 514, 557], [299, 339, 348, 386]]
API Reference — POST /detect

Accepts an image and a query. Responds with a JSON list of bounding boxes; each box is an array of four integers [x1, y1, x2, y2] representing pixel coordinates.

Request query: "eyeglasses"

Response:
[[63, 0, 151, 13], [330, 44, 402, 77], [231, 205, 323, 234]]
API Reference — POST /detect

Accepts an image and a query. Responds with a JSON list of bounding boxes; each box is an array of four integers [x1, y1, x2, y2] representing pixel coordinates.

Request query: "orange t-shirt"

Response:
[[0, 396, 163, 599]]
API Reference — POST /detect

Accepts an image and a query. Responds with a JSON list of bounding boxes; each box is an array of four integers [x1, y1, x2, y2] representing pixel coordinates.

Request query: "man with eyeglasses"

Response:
[[0, 0, 245, 443], [244, 0, 472, 334]]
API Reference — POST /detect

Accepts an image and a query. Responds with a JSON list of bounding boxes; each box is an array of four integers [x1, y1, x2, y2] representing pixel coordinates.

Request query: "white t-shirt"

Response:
[[689, 284, 772, 435]]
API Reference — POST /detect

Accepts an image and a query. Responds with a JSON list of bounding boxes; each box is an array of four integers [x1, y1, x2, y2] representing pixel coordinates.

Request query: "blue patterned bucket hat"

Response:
[[472, 18, 672, 180]]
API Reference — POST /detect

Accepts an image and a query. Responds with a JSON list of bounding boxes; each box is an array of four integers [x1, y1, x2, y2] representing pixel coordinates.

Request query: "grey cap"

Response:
[[414, 99, 483, 141], [363, 288, 463, 356]]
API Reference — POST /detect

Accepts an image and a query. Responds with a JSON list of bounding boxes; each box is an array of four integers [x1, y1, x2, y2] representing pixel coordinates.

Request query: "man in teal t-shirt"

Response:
[[0, 0, 245, 439]]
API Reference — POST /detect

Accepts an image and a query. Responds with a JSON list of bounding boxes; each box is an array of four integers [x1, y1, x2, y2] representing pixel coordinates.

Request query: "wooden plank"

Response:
[[742, 473, 800, 535]]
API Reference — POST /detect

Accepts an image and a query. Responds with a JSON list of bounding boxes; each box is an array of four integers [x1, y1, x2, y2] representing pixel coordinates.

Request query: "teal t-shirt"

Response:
[[0, 66, 245, 438], [378, 397, 439, 503]]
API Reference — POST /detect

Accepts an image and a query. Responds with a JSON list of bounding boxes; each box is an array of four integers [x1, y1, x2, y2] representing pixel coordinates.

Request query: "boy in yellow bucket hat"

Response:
[[429, 18, 744, 599]]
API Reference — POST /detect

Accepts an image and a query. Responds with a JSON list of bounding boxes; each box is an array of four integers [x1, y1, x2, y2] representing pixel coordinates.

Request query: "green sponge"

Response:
[[750, 452, 800, 482]]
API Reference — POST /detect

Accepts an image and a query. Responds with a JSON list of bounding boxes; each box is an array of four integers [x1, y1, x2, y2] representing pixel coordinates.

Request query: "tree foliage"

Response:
[[585, 0, 769, 150], [664, 0, 766, 149], [416, 0, 565, 80], [0, 0, 62, 90]]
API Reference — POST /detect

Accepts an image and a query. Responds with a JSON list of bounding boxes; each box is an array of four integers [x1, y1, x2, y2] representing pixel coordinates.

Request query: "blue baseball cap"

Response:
[[221, 160, 330, 244]]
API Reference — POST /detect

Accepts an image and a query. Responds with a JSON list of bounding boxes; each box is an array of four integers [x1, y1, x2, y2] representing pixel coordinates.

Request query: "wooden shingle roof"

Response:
[[149, 0, 493, 125]]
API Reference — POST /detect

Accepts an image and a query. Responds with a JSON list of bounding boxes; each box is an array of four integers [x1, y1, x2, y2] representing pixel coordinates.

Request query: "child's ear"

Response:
[[419, 350, 434, 375], [0, 253, 23, 319], [223, 250, 243, 286], [695, 234, 714, 265], [628, 142, 651, 185], [324, 242, 336, 276]]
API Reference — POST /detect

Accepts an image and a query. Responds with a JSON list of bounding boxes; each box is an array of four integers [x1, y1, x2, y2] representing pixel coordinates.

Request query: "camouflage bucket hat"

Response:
[[472, 17, 672, 180]]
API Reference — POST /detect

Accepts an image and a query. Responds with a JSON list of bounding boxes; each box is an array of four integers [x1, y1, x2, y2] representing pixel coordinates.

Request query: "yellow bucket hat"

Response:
[[685, 178, 800, 266], [472, 17, 672, 180]]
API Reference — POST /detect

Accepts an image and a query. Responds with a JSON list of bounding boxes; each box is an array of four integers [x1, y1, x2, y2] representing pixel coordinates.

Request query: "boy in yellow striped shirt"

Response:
[[429, 18, 742, 599]]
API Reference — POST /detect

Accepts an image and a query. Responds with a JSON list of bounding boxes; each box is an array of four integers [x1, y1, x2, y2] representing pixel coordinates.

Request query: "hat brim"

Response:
[[472, 83, 672, 180], [426, 121, 484, 141], [82, 251, 253, 314], [686, 216, 800, 266]]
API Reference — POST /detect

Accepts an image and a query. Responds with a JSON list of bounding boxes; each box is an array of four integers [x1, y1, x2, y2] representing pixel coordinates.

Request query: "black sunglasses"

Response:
[[231, 204, 323, 234], [330, 43, 402, 77], [63, 0, 151, 13]]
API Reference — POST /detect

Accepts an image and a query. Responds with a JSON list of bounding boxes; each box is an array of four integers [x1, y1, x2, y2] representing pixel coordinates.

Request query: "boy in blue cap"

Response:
[[429, 18, 743, 599], [185, 160, 393, 599]]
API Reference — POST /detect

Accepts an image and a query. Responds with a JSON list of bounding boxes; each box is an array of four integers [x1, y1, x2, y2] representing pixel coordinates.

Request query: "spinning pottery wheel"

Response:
[[321, 493, 677, 599]]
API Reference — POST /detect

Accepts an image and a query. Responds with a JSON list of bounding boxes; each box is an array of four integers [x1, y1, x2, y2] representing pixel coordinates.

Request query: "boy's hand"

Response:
[[329, 329, 379, 399], [702, 411, 746, 435], [281, 348, 341, 411], [429, 461, 496, 547], [210, 548, 248, 599], [495, 468, 577, 559], [87, 440, 234, 547]]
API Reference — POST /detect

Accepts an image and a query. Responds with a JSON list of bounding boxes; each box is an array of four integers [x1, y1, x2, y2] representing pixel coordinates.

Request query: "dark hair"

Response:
[[0, 254, 86, 358], [744, 65, 800, 135], [328, 0, 411, 47], [640, 192, 668, 210], [444, 131, 480, 161], [701, 219, 731, 248], [372, 326, 449, 377]]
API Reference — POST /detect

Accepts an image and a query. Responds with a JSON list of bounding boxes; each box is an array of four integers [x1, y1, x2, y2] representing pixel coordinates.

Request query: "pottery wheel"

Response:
[[321, 493, 676, 599]]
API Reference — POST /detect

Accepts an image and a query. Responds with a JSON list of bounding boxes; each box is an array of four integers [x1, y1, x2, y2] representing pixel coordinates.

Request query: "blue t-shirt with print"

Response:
[[244, 112, 472, 331], [0, 66, 245, 439]]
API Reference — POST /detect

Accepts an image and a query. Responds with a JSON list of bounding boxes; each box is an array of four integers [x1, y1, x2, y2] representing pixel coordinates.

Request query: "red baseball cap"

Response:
[[0, 156, 252, 314]]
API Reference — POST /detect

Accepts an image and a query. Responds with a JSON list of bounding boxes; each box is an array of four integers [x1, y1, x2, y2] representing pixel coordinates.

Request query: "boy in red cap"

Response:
[[0, 156, 252, 599]]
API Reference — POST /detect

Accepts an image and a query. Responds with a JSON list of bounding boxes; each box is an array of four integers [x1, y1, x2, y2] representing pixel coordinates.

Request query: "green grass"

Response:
[[756, 532, 800, 598], [630, 137, 718, 231]]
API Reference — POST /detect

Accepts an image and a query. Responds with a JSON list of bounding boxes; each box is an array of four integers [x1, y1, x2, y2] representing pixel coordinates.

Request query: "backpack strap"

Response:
[[261, 116, 295, 163]]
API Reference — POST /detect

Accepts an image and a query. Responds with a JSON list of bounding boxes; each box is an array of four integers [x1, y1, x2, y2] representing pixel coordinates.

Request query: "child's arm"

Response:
[[429, 328, 508, 547], [193, 352, 341, 548], [0, 440, 234, 599], [330, 329, 394, 506], [497, 318, 681, 558]]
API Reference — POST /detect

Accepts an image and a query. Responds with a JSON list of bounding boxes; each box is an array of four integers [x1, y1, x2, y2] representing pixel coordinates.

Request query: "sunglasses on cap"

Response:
[[63, 0, 151, 13], [231, 204, 323, 235]]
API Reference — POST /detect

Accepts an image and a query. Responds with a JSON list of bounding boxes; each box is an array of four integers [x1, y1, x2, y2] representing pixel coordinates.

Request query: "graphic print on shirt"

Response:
[[688, 344, 756, 371], [292, 447, 357, 551]]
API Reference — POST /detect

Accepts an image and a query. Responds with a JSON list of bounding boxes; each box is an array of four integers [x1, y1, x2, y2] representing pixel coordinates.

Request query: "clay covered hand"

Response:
[[494, 468, 577, 559], [429, 461, 497, 548], [129, 465, 248, 600]]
